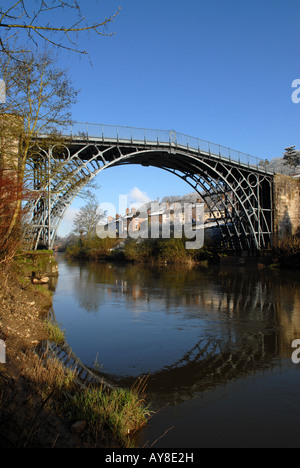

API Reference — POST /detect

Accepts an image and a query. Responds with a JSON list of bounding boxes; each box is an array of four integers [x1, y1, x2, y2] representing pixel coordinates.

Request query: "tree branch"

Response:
[[0, 1, 121, 58]]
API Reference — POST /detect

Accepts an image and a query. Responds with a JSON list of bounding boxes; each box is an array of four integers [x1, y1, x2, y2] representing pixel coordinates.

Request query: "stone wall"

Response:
[[273, 174, 300, 240]]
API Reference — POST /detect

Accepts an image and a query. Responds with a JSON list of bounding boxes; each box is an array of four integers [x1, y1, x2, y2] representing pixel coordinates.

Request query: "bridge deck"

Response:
[[36, 121, 275, 176]]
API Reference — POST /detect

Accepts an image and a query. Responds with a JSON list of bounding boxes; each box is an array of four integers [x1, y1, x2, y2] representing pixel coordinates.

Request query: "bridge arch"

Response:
[[25, 126, 274, 251]]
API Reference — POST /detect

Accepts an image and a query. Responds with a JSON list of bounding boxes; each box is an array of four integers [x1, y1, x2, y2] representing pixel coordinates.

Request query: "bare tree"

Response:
[[0, 50, 79, 240], [73, 194, 106, 238], [0, 0, 121, 59]]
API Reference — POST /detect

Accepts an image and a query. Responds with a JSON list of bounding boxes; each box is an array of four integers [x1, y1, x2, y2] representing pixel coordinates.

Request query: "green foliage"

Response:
[[123, 239, 155, 262], [45, 319, 65, 344], [189, 245, 215, 262], [66, 234, 219, 266], [156, 238, 187, 262], [124, 238, 188, 263], [68, 383, 151, 447], [66, 242, 88, 259]]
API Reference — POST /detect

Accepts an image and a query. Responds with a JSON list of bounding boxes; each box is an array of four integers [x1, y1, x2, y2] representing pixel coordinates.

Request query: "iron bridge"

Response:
[[25, 123, 276, 251]]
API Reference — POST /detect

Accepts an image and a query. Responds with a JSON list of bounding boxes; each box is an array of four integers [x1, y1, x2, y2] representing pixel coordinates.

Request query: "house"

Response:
[[100, 200, 206, 239]]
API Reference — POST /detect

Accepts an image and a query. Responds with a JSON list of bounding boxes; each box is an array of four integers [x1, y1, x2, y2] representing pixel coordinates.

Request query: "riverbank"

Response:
[[0, 253, 149, 448], [65, 237, 222, 267], [0, 262, 85, 448], [65, 235, 300, 270]]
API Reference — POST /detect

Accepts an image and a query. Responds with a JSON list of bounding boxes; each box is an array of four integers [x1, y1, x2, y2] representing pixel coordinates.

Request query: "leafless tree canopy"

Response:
[[0, 49, 81, 239], [0, 0, 121, 58], [0, 50, 79, 140], [73, 193, 106, 238]]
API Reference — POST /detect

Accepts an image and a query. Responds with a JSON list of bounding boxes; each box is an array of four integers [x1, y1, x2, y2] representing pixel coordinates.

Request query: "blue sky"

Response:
[[50, 0, 300, 236]]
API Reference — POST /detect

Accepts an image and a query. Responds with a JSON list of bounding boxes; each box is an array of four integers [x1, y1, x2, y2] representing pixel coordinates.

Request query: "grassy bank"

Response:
[[0, 253, 151, 448]]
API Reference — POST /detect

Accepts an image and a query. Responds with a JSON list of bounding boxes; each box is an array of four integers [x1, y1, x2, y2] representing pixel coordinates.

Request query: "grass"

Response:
[[67, 376, 152, 447], [44, 319, 65, 344], [42, 317, 151, 447], [31, 354, 78, 392]]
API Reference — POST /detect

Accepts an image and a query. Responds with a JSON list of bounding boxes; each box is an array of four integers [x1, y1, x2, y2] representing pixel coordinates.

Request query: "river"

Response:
[[51, 254, 300, 448]]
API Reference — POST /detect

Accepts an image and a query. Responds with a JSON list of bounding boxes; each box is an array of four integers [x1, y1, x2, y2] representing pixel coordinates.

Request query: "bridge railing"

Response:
[[48, 121, 278, 173]]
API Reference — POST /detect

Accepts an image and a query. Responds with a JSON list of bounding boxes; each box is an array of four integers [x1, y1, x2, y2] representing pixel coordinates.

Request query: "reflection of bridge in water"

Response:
[[44, 262, 297, 403], [41, 310, 280, 403], [142, 332, 279, 403]]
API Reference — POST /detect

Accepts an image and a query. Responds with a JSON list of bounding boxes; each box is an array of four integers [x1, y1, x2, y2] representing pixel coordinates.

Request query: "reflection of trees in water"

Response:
[[274, 280, 300, 357], [69, 259, 300, 327], [63, 259, 300, 399], [72, 262, 107, 313]]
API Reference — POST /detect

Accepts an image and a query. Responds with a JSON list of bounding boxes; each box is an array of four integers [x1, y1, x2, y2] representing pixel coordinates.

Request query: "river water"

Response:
[[51, 254, 300, 448]]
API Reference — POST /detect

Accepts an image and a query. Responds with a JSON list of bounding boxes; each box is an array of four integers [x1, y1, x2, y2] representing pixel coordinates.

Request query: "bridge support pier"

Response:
[[273, 174, 300, 241]]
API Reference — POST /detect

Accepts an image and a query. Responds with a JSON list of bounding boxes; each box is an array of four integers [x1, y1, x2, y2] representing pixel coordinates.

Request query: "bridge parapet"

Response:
[[47, 121, 272, 174]]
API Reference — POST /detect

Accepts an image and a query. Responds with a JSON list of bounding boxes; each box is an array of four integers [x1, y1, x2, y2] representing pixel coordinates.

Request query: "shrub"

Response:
[[66, 236, 122, 259], [156, 238, 187, 262]]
